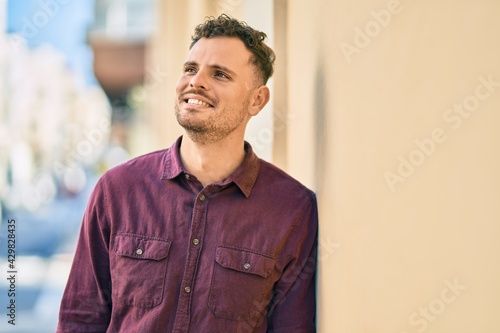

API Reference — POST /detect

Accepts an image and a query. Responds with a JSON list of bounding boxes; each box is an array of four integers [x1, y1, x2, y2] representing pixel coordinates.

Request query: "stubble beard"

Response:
[[175, 100, 249, 145]]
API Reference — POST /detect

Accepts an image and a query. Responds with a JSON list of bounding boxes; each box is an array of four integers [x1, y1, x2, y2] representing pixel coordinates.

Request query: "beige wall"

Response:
[[283, 0, 500, 332], [149, 0, 500, 332]]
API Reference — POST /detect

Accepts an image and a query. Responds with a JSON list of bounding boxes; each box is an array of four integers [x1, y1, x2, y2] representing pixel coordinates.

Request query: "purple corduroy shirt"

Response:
[[57, 136, 318, 333]]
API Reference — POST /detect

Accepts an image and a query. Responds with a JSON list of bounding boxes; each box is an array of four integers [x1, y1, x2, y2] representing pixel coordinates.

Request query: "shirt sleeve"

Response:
[[266, 192, 319, 333], [56, 178, 112, 332]]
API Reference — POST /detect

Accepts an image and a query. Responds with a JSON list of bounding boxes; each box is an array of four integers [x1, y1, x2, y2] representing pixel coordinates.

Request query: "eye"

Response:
[[184, 66, 197, 74], [215, 71, 229, 79]]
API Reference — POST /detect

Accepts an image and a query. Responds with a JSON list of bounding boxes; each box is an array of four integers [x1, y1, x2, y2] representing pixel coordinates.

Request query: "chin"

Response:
[[177, 116, 206, 132]]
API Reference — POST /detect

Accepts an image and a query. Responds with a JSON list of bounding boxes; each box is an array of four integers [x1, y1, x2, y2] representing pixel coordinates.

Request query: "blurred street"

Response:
[[0, 178, 95, 333], [0, 255, 74, 332]]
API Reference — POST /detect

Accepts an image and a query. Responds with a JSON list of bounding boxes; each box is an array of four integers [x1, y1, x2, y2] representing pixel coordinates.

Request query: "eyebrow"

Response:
[[183, 61, 237, 78]]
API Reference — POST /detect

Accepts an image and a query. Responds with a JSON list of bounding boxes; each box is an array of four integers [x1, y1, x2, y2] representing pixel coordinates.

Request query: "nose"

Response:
[[189, 70, 208, 90]]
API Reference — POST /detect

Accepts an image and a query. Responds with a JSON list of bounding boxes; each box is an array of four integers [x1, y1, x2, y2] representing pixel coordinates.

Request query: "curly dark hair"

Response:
[[190, 14, 275, 85]]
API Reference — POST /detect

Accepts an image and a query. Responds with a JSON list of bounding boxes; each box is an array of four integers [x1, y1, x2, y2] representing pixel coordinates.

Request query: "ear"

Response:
[[248, 85, 270, 116]]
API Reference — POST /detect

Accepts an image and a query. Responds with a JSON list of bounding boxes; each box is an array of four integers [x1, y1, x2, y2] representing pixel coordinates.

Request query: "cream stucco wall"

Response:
[[282, 1, 500, 332]]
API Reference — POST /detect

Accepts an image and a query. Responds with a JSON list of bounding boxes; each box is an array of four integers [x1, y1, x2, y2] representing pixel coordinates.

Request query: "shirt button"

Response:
[[185, 174, 190, 180], [192, 238, 200, 246], [136, 248, 143, 255], [184, 286, 191, 293], [243, 262, 251, 270], [199, 194, 206, 201]]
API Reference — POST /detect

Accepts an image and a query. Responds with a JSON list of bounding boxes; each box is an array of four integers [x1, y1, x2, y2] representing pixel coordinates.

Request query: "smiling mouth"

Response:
[[184, 98, 213, 107]]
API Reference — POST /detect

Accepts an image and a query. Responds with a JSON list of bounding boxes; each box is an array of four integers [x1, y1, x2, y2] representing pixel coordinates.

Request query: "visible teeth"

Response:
[[187, 98, 211, 107]]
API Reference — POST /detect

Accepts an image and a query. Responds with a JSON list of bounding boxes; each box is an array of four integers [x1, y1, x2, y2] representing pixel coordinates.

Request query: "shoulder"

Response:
[[256, 158, 316, 203], [100, 149, 167, 185], [254, 159, 318, 232]]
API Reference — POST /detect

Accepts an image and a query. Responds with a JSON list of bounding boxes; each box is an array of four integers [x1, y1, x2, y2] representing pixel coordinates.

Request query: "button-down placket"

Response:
[[172, 188, 212, 333]]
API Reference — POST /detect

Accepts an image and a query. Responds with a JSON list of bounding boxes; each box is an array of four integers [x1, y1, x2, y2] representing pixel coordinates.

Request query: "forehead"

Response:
[[187, 37, 253, 71]]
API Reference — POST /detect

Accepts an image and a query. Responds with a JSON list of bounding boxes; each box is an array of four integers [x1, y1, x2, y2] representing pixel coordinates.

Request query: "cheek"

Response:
[[225, 89, 246, 105], [176, 77, 188, 94]]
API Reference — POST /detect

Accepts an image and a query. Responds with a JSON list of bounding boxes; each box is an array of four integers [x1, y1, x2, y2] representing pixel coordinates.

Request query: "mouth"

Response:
[[183, 98, 214, 108]]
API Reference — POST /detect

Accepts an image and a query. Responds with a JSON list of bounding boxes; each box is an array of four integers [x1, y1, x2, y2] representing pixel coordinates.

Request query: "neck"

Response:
[[180, 134, 246, 187]]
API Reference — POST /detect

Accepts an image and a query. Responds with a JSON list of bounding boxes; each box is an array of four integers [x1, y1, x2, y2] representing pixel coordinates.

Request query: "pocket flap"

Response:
[[114, 233, 172, 261], [215, 246, 275, 278]]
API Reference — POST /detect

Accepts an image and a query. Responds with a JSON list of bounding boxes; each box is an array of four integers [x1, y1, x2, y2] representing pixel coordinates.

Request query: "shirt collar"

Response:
[[161, 136, 260, 198], [161, 136, 185, 180]]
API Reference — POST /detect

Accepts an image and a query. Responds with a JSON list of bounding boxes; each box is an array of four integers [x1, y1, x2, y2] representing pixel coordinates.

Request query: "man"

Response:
[[57, 14, 318, 333]]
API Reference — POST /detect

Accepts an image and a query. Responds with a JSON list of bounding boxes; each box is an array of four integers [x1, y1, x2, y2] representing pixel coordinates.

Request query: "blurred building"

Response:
[[89, 0, 155, 150]]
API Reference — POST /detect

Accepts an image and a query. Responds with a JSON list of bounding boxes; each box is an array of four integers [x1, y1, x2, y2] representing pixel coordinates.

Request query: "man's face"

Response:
[[175, 37, 258, 144]]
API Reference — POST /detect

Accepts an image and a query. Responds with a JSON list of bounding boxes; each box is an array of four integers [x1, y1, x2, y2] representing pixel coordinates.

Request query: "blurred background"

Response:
[[1, 0, 500, 332], [0, 1, 156, 331]]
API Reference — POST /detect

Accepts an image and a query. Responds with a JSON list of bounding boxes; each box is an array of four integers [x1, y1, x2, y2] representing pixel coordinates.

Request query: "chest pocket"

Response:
[[208, 246, 276, 321], [111, 233, 172, 308]]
